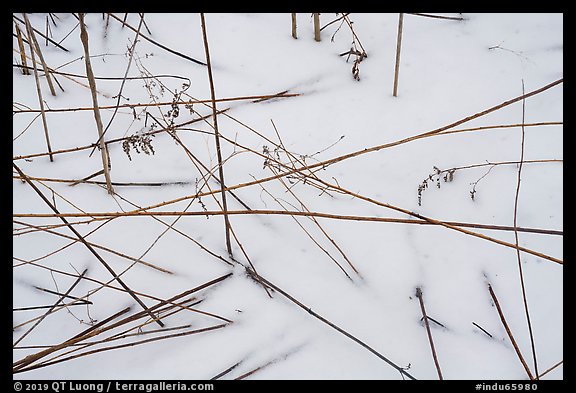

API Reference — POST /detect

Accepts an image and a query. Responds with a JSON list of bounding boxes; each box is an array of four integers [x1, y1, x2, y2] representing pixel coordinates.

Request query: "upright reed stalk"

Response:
[[415, 287, 443, 379], [291, 13, 297, 39], [313, 13, 321, 41], [23, 14, 56, 96], [393, 13, 404, 97], [200, 13, 234, 258], [15, 22, 30, 75], [514, 80, 538, 378], [23, 14, 53, 162], [79, 13, 114, 195]]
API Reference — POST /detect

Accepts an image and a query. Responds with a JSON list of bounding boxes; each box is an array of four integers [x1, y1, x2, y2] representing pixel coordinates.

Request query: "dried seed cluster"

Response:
[[122, 133, 156, 161], [417, 166, 456, 206]]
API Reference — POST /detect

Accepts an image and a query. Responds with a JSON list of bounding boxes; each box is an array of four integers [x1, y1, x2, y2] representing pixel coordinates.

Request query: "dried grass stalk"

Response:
[[200, 13, 233, 258], [22, 14, 54, 162], [15, 22, 30, 75], [78, 13, 114, 195], [23, 14, 56, 96], [313, 13, 321, 41], [393, 13, 404, 97]]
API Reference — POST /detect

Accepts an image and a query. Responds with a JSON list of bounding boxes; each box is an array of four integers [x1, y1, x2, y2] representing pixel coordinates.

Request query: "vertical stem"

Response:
[[23, 14, 54, 162], [45, 15, 49, 46], [23, 14, 56, 96], [200, 13, 233, 258], [15, 22, 30, 75], [514, 80, 539, 378], [291, 13, 297, 39], [78, 13, 114, 195], [313, 13, 321, 41], [415, 287, 443, 380], [393, 13, 404, 97]]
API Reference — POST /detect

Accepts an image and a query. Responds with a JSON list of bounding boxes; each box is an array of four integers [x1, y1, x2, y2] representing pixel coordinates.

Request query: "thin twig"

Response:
[[33, 285, 93, 305], [107, 13, 206, 66], [488, 283, 535, 380], [407, 13, 466, 21], [200, 13, 233, 259], [14, 219, 174, 274], [247, 269, 417, 380], [13, 269, 88, 348], [23, 15, 56, 96], [320, 13, 350, 31], [22, 14, 54, 162], [13, 163, 164, 328], [13, 92, 299, 114], [211, 359, 245, 380], [537, 360, 563, 379], [13, 14, 69, 52], [472, 322, 493, 338], [234, 345, 304, 380], [415, 287, 443, 379], [514, 80, 538, 378]]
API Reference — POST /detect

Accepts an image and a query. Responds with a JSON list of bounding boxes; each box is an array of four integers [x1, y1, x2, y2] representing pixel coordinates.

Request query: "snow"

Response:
[[13, 13, 562, 380]]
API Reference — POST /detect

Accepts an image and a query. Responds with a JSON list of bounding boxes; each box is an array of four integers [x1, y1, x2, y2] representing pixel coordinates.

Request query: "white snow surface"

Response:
[[13, 13, 563, 380]]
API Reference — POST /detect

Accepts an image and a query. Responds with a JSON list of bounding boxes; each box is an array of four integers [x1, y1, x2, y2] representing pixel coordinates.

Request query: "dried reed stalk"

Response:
[[247, 270, 417, 380], [78, 13, 114, 195], [488, 284, 535, 380], [22, 14, 54, 162], [13, 92, 300, 114], [14, 219, 173, 275], [13, 209, 562, 238], [407, 13, 465, 21], [200, 13, 233, 258], [15, 22, 30, 75], [120, 79, 562, 220], [90, 13, 145, 157], [514, 80, 538, 378], [537, 360, 563, 379], [23, 14, 56, 96], [16, 323, 228, 374], [14, 272, 232, 373], [415, 287, 443, 379], [13, 163, 163, 328], [13, 14, 69, 52], [291, 13, 297, 39], [13, 269, 88, 348], [393, 13, 404, 97], [107, 13, 206, 66], [313, 13, 321, 41]]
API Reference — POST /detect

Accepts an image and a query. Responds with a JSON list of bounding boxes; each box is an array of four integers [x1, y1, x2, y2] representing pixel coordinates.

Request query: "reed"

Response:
[[79, 13, 114, 195], [313, 13, 321, 41], [22, 14, 53, 162], [393, 13, 404, 97]]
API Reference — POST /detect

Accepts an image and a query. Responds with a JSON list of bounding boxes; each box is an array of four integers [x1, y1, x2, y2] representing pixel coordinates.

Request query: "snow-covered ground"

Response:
[[13, 13, 562, 380]]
